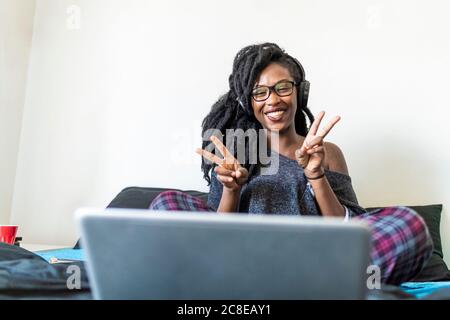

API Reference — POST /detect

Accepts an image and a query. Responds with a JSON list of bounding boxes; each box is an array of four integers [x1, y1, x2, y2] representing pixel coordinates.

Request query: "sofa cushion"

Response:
[[106, 186, 209, 209]]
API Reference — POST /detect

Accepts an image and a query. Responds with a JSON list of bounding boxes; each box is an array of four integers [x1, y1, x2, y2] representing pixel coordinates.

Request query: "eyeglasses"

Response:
[[251, 80, 298, 102]]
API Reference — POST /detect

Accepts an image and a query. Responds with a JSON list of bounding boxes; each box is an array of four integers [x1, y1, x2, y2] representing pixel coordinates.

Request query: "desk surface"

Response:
[[20, 243, 68, 252]]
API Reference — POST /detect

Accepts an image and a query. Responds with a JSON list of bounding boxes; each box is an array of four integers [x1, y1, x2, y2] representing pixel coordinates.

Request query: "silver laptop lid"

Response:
[[76, 208, 371, 300]]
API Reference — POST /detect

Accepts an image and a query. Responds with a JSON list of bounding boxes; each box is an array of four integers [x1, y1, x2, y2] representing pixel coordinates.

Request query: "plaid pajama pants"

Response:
[[149, 190, 433, 285]]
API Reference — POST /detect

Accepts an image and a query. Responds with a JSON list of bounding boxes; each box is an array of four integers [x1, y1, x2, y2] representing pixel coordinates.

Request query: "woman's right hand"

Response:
[[196, 135, 249, 192]]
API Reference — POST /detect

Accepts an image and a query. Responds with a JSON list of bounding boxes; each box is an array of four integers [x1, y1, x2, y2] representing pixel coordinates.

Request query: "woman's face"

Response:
[[251, 63, 298, 134]]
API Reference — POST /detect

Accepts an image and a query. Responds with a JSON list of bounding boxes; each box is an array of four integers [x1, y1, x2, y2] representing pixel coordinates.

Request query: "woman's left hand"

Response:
[[295, 111, 341, 178]]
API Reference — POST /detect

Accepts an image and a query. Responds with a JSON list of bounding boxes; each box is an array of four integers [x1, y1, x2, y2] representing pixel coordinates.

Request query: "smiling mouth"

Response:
[[264, 110, 286, 121]]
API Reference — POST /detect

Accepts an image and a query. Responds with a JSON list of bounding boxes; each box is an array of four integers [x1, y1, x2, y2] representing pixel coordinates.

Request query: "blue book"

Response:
[[34, 248, 85, 263]]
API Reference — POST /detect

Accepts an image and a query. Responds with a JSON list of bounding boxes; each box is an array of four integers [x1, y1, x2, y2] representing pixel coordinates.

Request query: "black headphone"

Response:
[[236, 57, 310, 113], [292, 57, 310, 112]]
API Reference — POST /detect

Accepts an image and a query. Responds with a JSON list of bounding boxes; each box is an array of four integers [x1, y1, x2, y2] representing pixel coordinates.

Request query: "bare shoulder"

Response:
[[323, 141, 349, 176]]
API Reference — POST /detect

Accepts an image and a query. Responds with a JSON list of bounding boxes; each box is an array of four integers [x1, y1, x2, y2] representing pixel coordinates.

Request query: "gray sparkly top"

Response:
[[207, 152, 366, 217]]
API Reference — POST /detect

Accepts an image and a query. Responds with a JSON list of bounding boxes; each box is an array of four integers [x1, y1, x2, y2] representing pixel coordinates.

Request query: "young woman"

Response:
[[150, 43, 432, 285]]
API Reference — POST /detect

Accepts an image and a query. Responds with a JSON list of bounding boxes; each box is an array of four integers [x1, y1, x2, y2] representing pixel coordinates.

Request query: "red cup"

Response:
[[0, 225, 18, 245]]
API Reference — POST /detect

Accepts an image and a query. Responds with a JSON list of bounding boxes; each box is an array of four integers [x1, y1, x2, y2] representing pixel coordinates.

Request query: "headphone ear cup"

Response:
[[299, 80, 310, 110]]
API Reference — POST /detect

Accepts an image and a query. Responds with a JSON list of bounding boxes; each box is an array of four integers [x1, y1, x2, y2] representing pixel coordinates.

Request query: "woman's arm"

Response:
[[214, 165, 247, 213], [306, 142, 348, 217], [295, 111, 349, 217], [217, 188, 241, 213], [207, 171, 243, 213]]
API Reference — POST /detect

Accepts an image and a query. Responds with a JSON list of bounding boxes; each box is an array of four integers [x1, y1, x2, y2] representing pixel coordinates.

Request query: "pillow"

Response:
[[366, 204, 450, 282]]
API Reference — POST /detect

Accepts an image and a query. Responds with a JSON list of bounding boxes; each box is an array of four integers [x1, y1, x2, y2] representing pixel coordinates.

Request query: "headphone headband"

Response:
[[291, 56, 306, 82]]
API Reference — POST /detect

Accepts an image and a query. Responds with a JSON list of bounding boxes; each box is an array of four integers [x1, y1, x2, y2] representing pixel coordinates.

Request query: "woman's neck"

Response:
[[267, 127, 304, 158]]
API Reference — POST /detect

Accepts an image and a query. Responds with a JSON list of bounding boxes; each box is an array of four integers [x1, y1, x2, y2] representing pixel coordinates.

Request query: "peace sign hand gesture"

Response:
[[196, 136, 249, 192], [295, 111, 341, 178]]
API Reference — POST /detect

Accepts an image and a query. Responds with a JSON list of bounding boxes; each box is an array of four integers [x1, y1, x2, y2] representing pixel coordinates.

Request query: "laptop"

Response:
[[75, 208, 371, 300]]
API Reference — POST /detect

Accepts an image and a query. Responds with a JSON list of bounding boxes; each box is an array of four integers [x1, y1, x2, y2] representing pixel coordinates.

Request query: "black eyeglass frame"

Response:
[[251, 80, 299, 102]]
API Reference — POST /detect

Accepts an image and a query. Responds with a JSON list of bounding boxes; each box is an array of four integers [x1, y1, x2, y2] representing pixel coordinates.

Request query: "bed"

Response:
[[1, 187, 449, 300]]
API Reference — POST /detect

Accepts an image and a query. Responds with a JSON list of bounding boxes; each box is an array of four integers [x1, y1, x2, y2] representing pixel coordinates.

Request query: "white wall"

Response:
[[10, 0, 450, 263], [0, 0, 36, 224]]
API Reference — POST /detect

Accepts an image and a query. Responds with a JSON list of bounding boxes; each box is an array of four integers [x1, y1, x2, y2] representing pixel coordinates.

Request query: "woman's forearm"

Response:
[[308, 176, 345, 217], [217, 188, 241, 213]]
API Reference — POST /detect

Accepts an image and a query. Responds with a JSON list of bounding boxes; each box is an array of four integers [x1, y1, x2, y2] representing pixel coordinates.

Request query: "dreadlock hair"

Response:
[[200, 42, 315, 185]]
